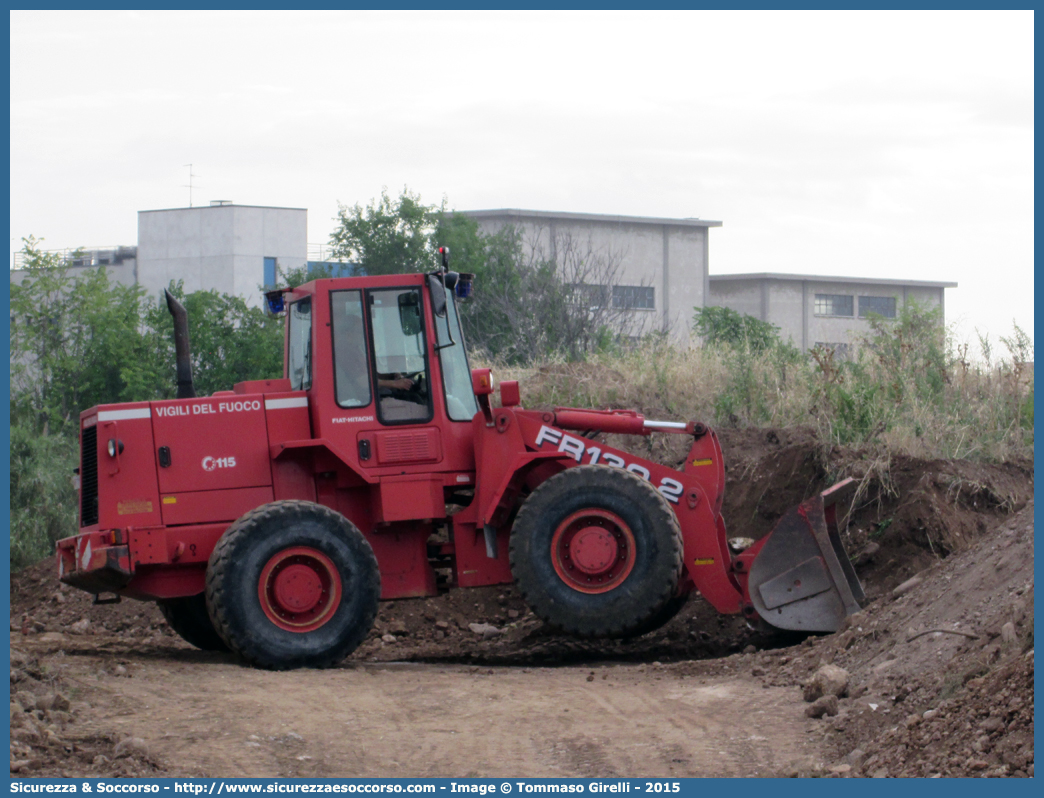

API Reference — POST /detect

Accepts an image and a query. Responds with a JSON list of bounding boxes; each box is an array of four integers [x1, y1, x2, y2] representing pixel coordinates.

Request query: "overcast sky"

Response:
[[10, 10, 1034, 352]]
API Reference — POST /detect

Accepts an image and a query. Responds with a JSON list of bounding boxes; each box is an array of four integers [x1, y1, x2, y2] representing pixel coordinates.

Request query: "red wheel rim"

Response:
[[551, 508, 636, 594], [258, 546, 342, 632]]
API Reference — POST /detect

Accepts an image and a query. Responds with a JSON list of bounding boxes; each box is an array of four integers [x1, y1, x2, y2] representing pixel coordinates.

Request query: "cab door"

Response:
[[327, 286, 441, 469], [365, 286, 442, 468], [367, 287, 434, 428]]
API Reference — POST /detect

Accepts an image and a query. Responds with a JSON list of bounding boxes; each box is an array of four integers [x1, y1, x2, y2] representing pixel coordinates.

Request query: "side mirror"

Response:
[[427, 274, 447, 318], [398, 292, 422, 336]]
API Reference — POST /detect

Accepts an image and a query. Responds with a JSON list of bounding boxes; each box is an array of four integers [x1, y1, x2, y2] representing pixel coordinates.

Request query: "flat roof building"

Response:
[[709, 273, 957, 354], [460, 209, 722, 347], [137, 203, 307, 304], [11, 203, 309, 309]]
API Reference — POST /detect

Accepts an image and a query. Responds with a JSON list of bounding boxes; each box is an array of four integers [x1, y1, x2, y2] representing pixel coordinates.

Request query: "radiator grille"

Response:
[[80, 425, 98, 527], [376, 430, 439, 464]]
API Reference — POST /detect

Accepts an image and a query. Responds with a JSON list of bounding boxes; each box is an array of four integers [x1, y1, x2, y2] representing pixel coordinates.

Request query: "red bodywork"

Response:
[[56, 272, 812, 622]]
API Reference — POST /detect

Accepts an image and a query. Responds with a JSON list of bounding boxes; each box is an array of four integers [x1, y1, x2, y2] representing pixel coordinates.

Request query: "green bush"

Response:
[[10, 421, 79, 569], [692, 306, 783, 352]]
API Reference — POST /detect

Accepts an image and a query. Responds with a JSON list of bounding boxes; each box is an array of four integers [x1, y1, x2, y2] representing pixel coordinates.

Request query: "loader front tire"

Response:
[[157, 593, 229, 651], [206, 501, 380, 670], [510, 466, 683, 638]]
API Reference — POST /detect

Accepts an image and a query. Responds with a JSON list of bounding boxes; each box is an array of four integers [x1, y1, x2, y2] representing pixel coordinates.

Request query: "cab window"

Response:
[[330, 290, 371, 408], [287, 297, 312, 390], [434, 290, 479, 421], [368, 288, 432, 424]]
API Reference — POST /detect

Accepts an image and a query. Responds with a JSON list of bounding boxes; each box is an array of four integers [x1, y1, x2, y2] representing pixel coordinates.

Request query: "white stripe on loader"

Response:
[[98, 408, 151, 421], [265, 397, 309, 410]]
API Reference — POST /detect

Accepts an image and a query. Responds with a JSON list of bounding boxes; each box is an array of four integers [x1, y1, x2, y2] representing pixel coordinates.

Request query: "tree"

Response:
[[10, 422, 79, 568], [329, 187, 441, 275], [11, 237, 163, 436], [857, 299, 947, 405], [144, 283, 284, 399]]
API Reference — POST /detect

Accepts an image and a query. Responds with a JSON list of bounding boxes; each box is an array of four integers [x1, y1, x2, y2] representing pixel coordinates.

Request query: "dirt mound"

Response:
[[711, 428, 1032, 598], [849, 649, 1034, 778], [784, 500, 1035, 777]]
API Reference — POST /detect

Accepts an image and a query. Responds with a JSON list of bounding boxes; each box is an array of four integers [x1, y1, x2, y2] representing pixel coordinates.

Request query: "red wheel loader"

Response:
[[57, 253, 864, 669]]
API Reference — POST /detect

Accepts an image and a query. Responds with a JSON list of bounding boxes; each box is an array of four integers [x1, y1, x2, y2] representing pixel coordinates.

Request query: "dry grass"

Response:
[[475, 326, 1033, 465]]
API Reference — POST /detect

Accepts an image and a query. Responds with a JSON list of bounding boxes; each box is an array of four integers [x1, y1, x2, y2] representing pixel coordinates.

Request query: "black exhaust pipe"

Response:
[[164, 289, 196, 399]]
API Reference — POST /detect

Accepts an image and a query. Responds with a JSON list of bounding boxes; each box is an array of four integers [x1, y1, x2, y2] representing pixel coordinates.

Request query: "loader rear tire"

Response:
[[510, 466, 683, 638], [158, 593, 229, 651], [206, 501, 380, 670]]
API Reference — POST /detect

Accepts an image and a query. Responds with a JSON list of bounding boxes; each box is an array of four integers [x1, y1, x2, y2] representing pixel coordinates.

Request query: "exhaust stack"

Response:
[[164, 289, 196, 399]]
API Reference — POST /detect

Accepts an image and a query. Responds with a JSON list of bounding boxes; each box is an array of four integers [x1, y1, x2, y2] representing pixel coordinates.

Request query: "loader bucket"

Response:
[[747, 478, 865, 632]]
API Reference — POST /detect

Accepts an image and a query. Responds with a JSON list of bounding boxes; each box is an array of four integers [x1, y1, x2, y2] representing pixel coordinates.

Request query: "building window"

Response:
[[568, 283, 610, 309], [263, 257, 277, 288], [859, 295, 897, 319], [612, 285, 655, 310], [814, 342, 851, 360], [814, 294, 853, 317]]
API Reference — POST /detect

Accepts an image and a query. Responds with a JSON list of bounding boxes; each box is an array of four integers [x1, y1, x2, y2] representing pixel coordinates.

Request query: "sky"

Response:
[[9, 10, 1034, 355]]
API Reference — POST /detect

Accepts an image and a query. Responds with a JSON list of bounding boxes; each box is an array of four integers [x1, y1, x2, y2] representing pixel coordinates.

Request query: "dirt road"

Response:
[[14, 641, 815, 778]]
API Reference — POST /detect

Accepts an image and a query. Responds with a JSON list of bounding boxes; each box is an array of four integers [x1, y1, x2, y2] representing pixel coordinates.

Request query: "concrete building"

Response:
[[12, 203, 308, 308], [137, 203, 307, 303], [460, 209, 722, 347], [708, 273, 957, 355]]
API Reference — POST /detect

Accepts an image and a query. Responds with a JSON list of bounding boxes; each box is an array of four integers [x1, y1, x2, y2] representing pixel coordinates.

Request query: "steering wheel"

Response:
[[402, 371, 426, 401], [380, 371, 426, 402]]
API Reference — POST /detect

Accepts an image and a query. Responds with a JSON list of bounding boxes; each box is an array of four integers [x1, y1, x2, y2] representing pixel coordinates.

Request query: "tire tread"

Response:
[[509, 465, 683, 638], [206, 500, 380, 670]]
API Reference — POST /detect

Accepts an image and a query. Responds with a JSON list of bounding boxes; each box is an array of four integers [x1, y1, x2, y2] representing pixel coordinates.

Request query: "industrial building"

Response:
[[708, 273, 956, 356], [459, 209, 720, 347], [136, 202, 308, 300], [11, 202, 311, 303], [11, 203, 956, 352]]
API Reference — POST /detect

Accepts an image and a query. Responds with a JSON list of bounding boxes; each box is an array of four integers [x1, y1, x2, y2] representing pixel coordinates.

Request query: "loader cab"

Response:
[[281, 271, 479, 476]]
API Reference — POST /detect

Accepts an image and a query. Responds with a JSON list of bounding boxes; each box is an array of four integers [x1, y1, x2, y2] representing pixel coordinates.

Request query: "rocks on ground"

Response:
[[9, 647, 164, 778]]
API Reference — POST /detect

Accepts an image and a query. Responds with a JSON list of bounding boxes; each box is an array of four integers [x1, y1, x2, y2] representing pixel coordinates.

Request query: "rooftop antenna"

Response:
[[182, 164, 197, 207]]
